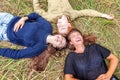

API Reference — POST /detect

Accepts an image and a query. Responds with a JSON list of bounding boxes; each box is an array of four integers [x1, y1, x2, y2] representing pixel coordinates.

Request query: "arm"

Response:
[[64, 74, 79, 80], [14, 12, 49, 32], [106, 53, 118, 78], [0, 43, 47, 59], [96, 53, 118, 80], [74, 9, 114, 20], [14, 16, 28, 32]]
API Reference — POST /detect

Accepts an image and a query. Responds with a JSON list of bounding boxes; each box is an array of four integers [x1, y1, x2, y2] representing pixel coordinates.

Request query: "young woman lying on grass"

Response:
[[0, 12, 66, 59], [64, 29, 119, 80]]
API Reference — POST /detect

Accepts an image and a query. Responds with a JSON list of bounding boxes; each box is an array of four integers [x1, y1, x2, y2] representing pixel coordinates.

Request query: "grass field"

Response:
[[0, 0, 120, 80]]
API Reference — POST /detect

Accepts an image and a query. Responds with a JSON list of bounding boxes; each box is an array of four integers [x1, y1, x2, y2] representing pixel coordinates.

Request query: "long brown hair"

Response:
[[29, 44, 56, 72], [67, 28, 97, 50]]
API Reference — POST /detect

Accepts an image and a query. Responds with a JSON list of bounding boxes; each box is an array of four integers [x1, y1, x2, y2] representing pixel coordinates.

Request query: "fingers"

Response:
[[96, 74, 106, 80], [14, 22, 24, 32], [109, 14, 115, 20], [20, 23, 24, 29], [96, 74, 110, 80], [102, 14, 115, 20], [14, 23, 21, 32], [106, 14, 114, 20]]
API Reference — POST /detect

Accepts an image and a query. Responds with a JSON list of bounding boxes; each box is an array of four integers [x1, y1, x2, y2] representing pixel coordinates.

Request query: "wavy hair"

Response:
[[67, 28, 97, 50], [29, 44, 56, 72]]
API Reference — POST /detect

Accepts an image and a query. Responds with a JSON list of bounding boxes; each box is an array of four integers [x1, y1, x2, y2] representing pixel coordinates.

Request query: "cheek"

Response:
[[57, 23, 61, 28], [70, 41, 73, 45], [53, 42, 58, 47], [54, 41, 59, 45], [70, 39, 75, 44], [81, 37, 84, 42], [66, 28, 69, 32]]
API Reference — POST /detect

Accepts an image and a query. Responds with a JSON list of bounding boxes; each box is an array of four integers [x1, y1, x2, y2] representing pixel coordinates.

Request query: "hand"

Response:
[[96, 74, 111, 80], [102, 14, 115, 20], [14, 17, 26, 32], [106, 14, 114, 20]]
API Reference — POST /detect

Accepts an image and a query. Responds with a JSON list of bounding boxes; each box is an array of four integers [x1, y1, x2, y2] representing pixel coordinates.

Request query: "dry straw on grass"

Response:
[[0, 0, 120, 80]]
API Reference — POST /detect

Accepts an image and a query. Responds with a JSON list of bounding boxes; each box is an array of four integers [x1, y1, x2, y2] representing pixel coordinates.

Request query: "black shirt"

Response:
[[64, 43, 110, 80]]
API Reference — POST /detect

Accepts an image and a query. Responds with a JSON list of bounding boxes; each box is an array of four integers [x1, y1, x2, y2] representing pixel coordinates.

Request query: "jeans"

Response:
[[0, 12, 14, 41]]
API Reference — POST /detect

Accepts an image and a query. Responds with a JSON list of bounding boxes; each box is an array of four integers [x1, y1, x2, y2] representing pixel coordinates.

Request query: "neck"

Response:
[[75, 44, 85, 53], [46, 35, 53, 44]]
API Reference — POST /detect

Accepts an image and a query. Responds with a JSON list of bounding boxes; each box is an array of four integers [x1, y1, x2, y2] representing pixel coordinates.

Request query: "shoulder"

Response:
[[89, 43, 111, 58], [67, 52, 75, 57], [86, 43, 104, 52], [65, 52, 76, 65], [89, 43, 99, 46], [66, 52, 75, 59], [90, 43, 108, 50], [88, 43, 102, 48]]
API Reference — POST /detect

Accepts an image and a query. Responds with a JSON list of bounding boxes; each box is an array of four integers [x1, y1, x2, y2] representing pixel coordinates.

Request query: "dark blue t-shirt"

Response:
[[64, 43, 110, 80]]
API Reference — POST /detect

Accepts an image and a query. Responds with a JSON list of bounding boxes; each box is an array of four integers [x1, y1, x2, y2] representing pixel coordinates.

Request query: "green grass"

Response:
[[0, 0, 120, 80]]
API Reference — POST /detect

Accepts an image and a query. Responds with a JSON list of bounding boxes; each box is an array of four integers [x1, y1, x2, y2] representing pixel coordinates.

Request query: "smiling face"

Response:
[[68, 30, 84, 47], [57, 15, 70, 35], [52, 34, 66, 49]]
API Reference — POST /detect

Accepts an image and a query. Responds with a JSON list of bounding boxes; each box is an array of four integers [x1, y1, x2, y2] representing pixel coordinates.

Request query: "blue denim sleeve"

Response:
[[0, 43, 47, 59]]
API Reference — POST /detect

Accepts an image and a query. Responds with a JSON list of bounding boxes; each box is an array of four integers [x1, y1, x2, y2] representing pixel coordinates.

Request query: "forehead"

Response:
[[70, 31, 81, 36]]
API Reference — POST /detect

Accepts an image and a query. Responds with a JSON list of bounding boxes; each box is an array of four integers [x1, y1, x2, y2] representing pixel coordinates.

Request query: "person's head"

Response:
[[67, 29, 97, 50], [57, 15, 73, 36], [67, 29, 84, 48], [47, 34, 67, 49]]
